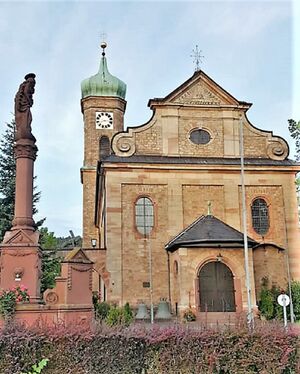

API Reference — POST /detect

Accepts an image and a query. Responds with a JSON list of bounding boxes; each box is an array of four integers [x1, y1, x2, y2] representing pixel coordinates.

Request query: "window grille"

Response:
[[251, 198, 269, 235], [135, 197, 154, 235]]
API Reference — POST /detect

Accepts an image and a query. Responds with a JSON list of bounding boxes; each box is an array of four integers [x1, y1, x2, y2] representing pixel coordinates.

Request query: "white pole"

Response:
[[239, 114, 254, 329], [282, 296, 288, 328], [147, 234, 154, 324]]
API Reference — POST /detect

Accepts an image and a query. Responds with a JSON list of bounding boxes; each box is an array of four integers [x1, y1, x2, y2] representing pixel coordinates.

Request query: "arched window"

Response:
[[99, 136, 110, 159], [251, 198, 269, 235], [135, 197, 154, 235]]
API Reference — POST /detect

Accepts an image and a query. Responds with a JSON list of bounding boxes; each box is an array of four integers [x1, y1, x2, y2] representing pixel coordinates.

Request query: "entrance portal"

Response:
[[199, 261, 236, 312]]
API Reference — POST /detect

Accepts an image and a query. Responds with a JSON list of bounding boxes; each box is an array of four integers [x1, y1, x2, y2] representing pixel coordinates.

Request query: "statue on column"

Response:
[[14, 73, 36, 142]]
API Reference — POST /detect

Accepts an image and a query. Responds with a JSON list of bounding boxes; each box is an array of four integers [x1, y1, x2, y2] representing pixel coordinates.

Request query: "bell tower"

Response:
[[80, 42, 127, 248]]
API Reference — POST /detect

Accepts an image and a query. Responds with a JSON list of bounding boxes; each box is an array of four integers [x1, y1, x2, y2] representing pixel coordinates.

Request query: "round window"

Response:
[[189, 129, 211, 145]]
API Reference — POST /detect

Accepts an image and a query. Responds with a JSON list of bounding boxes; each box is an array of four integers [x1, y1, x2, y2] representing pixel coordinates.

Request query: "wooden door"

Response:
[[199, 262, 236, 312]]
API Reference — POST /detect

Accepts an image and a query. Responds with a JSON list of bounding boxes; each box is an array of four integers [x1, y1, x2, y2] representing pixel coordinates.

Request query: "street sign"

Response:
[[277, 294, 290, 328], [277, 294, 290, 306]]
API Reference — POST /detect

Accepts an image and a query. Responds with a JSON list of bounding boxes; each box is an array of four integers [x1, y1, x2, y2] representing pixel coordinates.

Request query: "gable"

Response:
[[64, 247, 93, 264], [149, 70, 244, 108], [112, 70, 289, 161]]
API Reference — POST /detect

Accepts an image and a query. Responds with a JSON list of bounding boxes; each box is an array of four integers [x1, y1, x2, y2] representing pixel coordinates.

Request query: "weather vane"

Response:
[[190, 45, 204, 72], [100, 32, 107, 56]]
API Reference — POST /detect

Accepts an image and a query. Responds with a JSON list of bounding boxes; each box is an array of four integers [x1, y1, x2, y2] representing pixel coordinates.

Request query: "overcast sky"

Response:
[[0, 0, 299, 237]]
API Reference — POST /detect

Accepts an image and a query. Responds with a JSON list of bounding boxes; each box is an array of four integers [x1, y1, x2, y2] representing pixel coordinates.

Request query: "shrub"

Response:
[[291, 281, 300, 321], [94, 301, 110, 321], [105, 303, 133, 327], [0, 285, 29, 320], [21, 358, 49, 374], [258, 278, 284, 320], [0, 321, 298, 373], [258, 288, 274, 320]]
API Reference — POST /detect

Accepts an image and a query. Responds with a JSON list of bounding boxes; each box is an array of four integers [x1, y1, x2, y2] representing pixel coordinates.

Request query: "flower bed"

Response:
[[0, 322, 298, 373]]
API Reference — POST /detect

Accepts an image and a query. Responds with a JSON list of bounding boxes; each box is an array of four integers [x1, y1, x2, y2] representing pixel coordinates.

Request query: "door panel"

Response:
[[199, 262, 236, 312]]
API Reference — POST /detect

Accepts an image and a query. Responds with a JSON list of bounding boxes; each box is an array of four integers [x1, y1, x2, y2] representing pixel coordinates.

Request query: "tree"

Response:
[[39, 227, 61, 294], [0, 121, 43, 241], [0, 122, 16, 240], [288, 119, 300, 192]]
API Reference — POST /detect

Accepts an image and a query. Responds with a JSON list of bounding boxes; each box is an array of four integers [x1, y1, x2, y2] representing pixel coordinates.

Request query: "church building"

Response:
[[80, 44, 300, 317]]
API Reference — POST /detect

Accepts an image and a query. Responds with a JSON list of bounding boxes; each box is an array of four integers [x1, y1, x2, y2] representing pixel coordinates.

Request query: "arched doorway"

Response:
[[199, 261, 236, 312]]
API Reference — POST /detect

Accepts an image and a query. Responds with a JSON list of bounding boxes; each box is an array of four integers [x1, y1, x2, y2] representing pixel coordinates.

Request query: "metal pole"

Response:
[[239, 115, 254, 329], [282, 296, 288, 328], [146, 234, 154, 324]]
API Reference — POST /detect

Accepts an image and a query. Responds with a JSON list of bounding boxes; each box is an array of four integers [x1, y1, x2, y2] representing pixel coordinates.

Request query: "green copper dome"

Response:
[[81, 56, 126, 99]]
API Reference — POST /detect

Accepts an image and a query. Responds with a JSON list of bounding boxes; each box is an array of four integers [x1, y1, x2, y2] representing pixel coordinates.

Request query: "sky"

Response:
[[0, 0, 299, 237]]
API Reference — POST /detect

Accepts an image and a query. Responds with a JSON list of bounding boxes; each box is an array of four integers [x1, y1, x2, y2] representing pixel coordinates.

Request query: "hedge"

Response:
[[0, 322, 298, 373]]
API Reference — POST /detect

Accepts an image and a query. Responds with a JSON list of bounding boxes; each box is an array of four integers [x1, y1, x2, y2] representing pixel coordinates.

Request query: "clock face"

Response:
[[95, 112, 114, 129]]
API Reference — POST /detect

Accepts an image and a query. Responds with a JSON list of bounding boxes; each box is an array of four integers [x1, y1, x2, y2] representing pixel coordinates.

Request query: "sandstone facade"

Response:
[[81, 69, 300, 316]]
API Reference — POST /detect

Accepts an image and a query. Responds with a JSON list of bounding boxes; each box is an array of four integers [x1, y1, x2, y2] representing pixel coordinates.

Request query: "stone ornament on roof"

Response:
[[14, 73, 36, 142]]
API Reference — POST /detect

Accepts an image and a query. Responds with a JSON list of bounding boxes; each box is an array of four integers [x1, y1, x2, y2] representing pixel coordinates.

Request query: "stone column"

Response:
[[12, 139, 37, 230], [0, 74, 41, 303]]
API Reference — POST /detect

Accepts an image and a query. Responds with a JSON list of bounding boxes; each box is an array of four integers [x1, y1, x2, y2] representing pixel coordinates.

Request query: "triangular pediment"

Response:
[[63, 247, 93, 264], [3, 229, 36, 245], [149, 70, 247, 108]]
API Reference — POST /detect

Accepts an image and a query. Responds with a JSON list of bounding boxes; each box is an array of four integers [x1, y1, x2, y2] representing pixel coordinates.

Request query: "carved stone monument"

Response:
[[0, 73, 41, 303], [0, 74, 93, 326]]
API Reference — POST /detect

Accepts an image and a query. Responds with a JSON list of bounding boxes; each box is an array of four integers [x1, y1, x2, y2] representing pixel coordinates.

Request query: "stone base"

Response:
[[0, 303, 94, 328], [0, 229, 41, 302]]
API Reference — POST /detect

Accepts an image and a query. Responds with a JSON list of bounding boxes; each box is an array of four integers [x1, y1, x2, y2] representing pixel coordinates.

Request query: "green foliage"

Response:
[[0, 285, 29, 320], [257, 278, 300, 321], [258, 278, 283, 320], [0, 120, 44, 241], [40, 251, 61, 294], [291, 281, 300, 321], [123, 302, 133, 325], [39, 227, 61, 294], [258, 288, 274, 320], [288, 119, 300, 192], [39, 227, 58, 249], [0, 121, 16, 240], [105, 303, 133, 326], [288, 119, 300, 161], [94, 301, 111, 321], [21, 359, 49, 374]]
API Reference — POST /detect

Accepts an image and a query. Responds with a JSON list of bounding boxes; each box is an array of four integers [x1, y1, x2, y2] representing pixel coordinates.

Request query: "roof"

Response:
[[102, 154, 299, 167], [147, 69, 252, 109], [81, 56, 126, 99], [63, 247, 93, 264], [165, 215, 258, 252]]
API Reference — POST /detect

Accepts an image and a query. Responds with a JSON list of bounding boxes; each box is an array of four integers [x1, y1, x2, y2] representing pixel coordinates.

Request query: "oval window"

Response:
[[251, 198, 269, 235], [189, 129, 211, 145]]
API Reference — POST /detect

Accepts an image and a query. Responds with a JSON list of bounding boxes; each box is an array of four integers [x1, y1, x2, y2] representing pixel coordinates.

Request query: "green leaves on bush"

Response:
[[21, 358, 49, 374], [105, 302, 133, 327], [94, 301, 111, 321], [93, 300, 133, 326], [258, 279, 300, 322], [259, 288, 275, 320], [291, 281, 300, 321]]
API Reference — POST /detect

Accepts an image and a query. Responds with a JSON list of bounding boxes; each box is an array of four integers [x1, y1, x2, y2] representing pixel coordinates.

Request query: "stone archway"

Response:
[[199, 261, 236, 312]]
